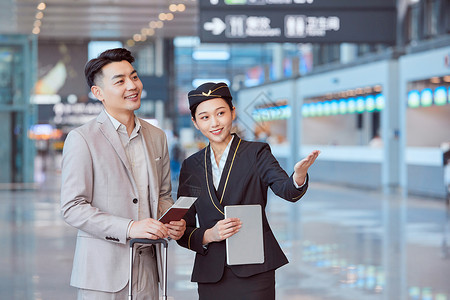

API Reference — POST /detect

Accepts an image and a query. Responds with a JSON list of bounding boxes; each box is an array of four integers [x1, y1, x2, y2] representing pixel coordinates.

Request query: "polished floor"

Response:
[[1, 162, 450, 300]]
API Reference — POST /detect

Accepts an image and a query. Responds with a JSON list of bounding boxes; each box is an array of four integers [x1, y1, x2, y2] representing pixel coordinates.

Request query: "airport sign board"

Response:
[[200, 10, 396, 44], [199, 0, 397, 44], [200, 0, 396, 9]]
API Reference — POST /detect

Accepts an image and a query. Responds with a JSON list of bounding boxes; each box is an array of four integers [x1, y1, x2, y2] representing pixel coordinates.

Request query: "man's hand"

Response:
[[203, 218, 242, 244], [129, 218, 169, 240], [293, 150, 320, 186], [165, 219, 186, 240]]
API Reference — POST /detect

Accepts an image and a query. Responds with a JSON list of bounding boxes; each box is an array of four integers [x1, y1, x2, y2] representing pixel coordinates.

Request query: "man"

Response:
[[60, 48, 185, 299]]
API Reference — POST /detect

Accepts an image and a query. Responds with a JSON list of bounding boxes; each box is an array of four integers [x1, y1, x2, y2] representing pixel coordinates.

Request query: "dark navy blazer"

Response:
[[176, 134, 309, 283]]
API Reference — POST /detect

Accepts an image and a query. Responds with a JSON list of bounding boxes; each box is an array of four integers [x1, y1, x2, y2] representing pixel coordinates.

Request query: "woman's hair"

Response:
[[190, 98, 234, 119], [84, 48, 135, 88]]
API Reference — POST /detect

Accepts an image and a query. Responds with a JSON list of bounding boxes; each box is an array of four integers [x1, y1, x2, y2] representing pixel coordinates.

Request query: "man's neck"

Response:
[[106, 109, 135, 136]]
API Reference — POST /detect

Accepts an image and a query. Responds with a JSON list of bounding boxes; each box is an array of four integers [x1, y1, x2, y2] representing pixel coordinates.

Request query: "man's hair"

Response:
[[84, 48, 135, 88]]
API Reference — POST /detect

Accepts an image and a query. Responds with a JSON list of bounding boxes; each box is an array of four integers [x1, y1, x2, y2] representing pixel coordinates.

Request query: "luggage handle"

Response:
[[129, 238, 169, 300]]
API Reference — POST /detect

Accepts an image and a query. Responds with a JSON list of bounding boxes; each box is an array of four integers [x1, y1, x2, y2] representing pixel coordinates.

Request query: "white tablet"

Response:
[[224, 204, 265, 266]]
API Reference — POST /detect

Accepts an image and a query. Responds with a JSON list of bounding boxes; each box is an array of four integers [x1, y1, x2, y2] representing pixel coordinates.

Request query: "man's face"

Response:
[[91, 60, 143, 116]]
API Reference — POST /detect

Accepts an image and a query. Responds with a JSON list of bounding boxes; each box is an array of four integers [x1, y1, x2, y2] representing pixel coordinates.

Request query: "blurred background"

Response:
[[0, 0, 449, 299]]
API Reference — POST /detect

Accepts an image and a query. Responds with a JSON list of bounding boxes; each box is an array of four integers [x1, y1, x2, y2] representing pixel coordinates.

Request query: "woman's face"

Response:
[[192, 98, 235, 144]]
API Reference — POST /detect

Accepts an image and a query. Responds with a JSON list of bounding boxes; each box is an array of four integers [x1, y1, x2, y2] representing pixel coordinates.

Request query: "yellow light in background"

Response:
[[32, 27, 41, 34], [34, 20, 42, 27], [37, 2, 46, 10], [177, 4, 186, 12], [374, 85, 382, 92], [36, 11, 44, 19], [166, 13, 174, 21], [169, 4, 177, 12], [127, 39, 135, 47], [159, 13, 166, 21], [443, 75, 450, 82], [143, 28, 155, 36], [364, 86, 372, 93], [156, 21, 163, 28], [430, 77, 440, 84], [133, 34, 141, 42]]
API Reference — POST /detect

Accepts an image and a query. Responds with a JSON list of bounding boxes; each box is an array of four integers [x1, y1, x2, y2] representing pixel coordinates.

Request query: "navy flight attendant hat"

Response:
[[188, 82, 233, 111]]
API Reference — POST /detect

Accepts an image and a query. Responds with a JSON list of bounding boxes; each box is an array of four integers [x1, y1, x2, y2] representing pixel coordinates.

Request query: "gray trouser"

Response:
[[77, 246, 159, 300]]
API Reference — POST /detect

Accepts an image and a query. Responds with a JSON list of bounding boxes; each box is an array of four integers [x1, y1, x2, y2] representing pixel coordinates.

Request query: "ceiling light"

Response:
[[37, 2, 46, 10], [192, 50, 230, 60], [156, 21, 163, 28], [32, 27, 41, 34], [430, 77, 440, 84], [173, 36, 200, 47], [169, 4, 177, 12], [443, 75, 450, 82], [133, 34, 141, 42], [127, 40, 135, 47], [166, 13, 174, 21], [149, 21, 157, 28], [177, 4, 186, 12], [34, 20, 42, 27], [36, 11, 44, 19], [159, 13, 166, 21]]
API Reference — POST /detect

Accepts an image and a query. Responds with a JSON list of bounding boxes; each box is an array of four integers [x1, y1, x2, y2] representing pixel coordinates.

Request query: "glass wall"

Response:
[[0, 35, 37, 184]]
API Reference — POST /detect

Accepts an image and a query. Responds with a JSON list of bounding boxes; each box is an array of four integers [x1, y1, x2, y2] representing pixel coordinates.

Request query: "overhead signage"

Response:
[[200, 10, 396, 44], [200, 0, 396, 9]]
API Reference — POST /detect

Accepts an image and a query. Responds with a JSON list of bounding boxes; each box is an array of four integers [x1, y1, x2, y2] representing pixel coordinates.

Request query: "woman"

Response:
[[176, 82, 319, 300]]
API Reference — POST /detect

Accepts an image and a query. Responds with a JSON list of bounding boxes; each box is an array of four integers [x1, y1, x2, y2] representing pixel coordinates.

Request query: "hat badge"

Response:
[[202, 90, 212, 97]]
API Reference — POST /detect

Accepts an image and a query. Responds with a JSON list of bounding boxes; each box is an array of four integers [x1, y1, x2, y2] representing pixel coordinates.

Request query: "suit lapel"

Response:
[[140, 122, 159, 219], [97, 111, 138, 195], [204, 145, 225, 216], [216, 134, 240, 198]]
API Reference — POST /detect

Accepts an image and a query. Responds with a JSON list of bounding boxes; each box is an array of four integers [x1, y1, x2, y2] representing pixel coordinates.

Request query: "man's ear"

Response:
[[191, 117, 199, 130], [91, 85, 104, 102]]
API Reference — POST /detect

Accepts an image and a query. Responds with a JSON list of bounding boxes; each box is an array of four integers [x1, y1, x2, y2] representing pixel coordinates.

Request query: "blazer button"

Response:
[[133, 198, 138, 204]]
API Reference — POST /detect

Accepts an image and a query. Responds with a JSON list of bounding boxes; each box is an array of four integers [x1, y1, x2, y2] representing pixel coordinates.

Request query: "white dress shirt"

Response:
[[105, 111, 149, 237], [210, 136, 234, 190], [210, 135, 305, 190]]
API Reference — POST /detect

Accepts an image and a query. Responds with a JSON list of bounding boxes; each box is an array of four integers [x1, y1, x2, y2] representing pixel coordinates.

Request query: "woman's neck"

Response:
[[210, 134, 233, 166]]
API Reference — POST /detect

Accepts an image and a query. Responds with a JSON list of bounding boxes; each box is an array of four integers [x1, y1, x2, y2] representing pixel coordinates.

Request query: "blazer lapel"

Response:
[[204, 145, 225, 216], [217, 134, 242, 206], [97, 111, 138, 195], [140, 123, 159, 219]]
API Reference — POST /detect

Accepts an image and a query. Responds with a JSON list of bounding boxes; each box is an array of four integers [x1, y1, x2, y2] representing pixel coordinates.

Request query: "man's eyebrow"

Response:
[[110, 70, 137, 80]]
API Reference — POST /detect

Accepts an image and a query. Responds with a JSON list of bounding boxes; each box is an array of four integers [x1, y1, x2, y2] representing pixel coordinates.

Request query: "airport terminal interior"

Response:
[[1, 0, 450, 299]]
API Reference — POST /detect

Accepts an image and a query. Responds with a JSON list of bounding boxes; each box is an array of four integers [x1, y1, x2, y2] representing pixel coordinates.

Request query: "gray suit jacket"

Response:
[[60, 110, 173, 292]]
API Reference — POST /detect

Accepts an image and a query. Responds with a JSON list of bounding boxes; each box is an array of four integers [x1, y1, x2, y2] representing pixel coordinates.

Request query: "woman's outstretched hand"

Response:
[[293, 150, 320, 186]]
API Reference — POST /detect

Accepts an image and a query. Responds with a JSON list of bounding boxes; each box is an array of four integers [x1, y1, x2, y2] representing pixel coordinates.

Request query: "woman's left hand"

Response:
[[293, 150, 320, 186], [165, 219, 186, 240]]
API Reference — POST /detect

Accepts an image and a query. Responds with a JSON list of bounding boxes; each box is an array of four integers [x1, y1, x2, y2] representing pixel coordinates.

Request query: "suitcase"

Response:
[[128, 238, 169, 300]]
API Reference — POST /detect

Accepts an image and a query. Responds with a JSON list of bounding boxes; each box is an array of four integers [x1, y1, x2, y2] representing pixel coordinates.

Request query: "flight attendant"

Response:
[[176, 82, 319, 300]]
